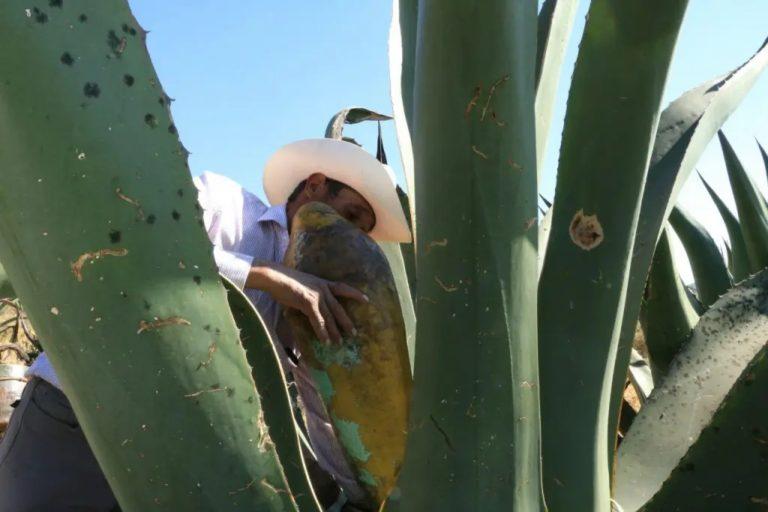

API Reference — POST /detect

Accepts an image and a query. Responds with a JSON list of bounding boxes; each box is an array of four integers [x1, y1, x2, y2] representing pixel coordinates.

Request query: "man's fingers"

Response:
[[324, 289, 357, 337], [329, 282, 369, 303], [318, 300, 342, 344], [306, 305, 330, 345]]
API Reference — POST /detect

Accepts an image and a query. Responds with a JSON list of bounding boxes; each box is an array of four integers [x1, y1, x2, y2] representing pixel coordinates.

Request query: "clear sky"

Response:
[[130, 1, 768, 282]]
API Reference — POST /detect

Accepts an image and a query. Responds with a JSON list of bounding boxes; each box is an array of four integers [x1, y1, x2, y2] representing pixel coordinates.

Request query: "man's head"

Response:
[[285, 173, 375, 234], [263, 139, 411, 243]]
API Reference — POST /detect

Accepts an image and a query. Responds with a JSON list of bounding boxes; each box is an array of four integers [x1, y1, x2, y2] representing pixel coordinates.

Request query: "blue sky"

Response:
[[130, 1, 768, 280]]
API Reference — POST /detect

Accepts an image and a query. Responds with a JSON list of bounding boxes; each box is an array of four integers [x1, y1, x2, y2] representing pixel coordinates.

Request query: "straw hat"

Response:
[[263, 138, 411, 242]]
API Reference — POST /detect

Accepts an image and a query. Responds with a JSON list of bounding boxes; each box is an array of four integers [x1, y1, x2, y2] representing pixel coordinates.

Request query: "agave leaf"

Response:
[[614, 270, 768, 511], [0, 2, 304, 509], [667, 206, 731, 307], [537, 1, 688, 509], [639, 228, 699, 381], [538, 206, 553, 276], [390, 1, 543, 510], [379, 121, 417, 305], [379, 242, 416, 372], [627, 349, 654, 403], [699, 172, 751, 282], [223, 278, 320, 511], [324, 108, 392, 141], [720, 131, 768, 272], [391, 0, 418, 136], [394, 185, 417, 302], [608, 37, 768, 467], [759, 139, 768, 186], [388, 0, 418, 243], [535, 0, 580, 173], [642, 345, 768, 511]]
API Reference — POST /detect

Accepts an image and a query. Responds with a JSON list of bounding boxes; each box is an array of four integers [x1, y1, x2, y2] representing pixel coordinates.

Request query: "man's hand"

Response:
[[247, 261, 368, 344]]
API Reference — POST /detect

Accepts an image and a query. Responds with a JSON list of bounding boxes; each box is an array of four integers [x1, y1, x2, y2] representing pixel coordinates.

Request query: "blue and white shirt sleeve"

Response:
[[193, 172, 255, 289]]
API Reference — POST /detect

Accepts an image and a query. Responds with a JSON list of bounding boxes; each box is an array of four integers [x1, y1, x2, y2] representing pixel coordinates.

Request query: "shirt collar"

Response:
[[257, 203, 289, 230]]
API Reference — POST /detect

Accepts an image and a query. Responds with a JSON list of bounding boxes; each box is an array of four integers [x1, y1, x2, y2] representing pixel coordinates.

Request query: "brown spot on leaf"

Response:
[[480, 75, 510, 121], [425, 238, 448, 254], [71, 248, 128, 282], [107, 30, 127, 56], [491, 111, 506, 127], [569, 209, 604, 250], [115, 188, 145, 220], [228, 479, 257, 496], [256, 409, 273, 453], [137, 316, 191, 334], [196, 342, 217, 370], [464, 85, 482, 118]]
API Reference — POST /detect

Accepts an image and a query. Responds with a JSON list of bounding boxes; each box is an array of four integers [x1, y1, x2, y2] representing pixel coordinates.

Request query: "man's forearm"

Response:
[[244, 260, 283, 293]]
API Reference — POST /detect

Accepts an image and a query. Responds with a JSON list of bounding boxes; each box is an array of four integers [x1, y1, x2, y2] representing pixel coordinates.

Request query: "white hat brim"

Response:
[[263, 138, 412, 243]]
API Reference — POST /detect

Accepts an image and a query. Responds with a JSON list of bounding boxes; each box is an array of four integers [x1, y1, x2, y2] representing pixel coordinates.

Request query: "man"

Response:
[[0, 138, 411, 511]]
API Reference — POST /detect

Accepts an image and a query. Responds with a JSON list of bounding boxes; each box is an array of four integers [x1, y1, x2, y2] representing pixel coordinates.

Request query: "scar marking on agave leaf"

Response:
[[508, 159, 523, 171], [434, 276, 458, 293], [256, 409, 274, 453], [259, 479, 291, 496], [183, 386, 230, 399], [196, 342, 217, 370], [471, 145, 489, 160], [137, 316, 190, 334], [491, 110, 507, 127], [424, 238, 447, 254], [71, 248, 128, 281], [569, 209, 604, 250], [464, 85, 482, 118], [429, 414, 455, 452], [115, 188, 145, 220], [480, 74, 510, 121], [228, 478, 257, 496]]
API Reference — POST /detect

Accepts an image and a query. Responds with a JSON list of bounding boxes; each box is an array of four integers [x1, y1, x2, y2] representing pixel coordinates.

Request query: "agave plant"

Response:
[[0, 1, 767, 511]]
